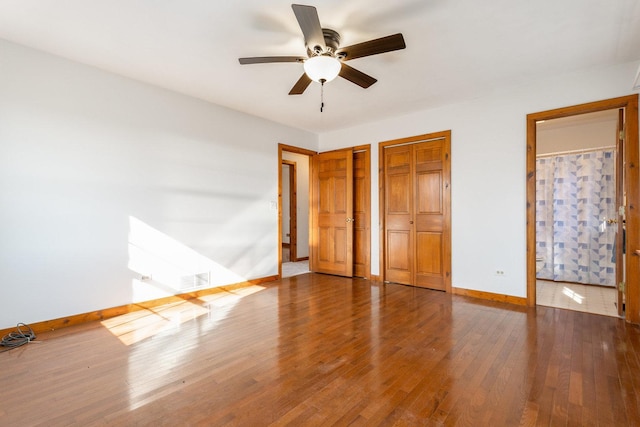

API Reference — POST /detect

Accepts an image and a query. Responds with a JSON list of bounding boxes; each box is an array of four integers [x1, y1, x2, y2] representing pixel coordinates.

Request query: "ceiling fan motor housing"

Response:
[[318, 28, 340, 55]]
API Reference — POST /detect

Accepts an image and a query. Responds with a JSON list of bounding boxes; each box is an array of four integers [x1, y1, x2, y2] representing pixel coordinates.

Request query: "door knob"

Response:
[[346, 218, 355, 223]]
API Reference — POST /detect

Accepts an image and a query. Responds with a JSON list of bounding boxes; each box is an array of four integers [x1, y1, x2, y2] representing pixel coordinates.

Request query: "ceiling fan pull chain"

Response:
[[320, 79, 325, 112]]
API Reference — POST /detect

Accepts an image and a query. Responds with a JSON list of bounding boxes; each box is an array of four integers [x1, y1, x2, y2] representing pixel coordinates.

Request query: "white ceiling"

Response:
[[1, 0, 639, 133]]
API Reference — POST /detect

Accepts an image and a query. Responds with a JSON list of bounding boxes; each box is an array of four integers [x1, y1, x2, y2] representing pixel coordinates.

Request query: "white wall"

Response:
[[537, 112, 618, 154], [0, 39, 317, 329], [319, 61, 640, 298], [282, 151, 310, 259]]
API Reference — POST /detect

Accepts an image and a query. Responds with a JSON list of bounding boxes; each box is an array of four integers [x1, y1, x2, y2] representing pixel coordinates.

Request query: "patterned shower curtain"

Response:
[[535, 149, 616, 286]]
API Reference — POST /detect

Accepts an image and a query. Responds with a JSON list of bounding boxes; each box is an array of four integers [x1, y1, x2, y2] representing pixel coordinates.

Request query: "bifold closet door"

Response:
[[384, 144, 414, 284], [413, 141, 447, 290], [384, 139, 449, 290]]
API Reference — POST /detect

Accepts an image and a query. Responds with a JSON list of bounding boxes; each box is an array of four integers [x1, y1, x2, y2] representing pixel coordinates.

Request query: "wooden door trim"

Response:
[[278, 144, 317, 279], [616, 108, 625, 317], [378, 131, 452, 292], [526, 94, 639, 324], [282, 160, 297, 262]]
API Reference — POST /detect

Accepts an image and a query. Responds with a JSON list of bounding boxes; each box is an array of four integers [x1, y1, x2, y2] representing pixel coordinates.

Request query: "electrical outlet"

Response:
[[495, 270, 505, 276]]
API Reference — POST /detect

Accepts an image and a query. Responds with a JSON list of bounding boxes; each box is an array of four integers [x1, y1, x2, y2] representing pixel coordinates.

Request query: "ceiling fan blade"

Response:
[[337, 33, 406, 61], [339, 63, 377, 88], [289, 73, 313, 95], [239, 56, 305, 65], [291, 4, 326, 52]]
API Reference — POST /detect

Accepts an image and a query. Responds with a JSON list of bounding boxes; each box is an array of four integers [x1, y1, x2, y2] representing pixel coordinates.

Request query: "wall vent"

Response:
[[180, 272, 210, 290]]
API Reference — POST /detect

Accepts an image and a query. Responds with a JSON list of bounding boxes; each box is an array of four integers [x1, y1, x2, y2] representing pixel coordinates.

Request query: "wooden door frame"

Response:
[[616, 109, 625, 316], [526, 95, 640, 324], [278, 144, 317, 279], [378, 130, 453, 292], [282, 160, 297, 262]]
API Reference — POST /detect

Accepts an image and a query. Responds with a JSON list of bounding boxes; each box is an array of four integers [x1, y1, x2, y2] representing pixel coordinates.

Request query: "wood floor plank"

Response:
[[1, 274, 639, 426]]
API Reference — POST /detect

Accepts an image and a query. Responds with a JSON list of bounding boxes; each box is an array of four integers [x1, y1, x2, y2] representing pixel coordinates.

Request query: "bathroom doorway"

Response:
[[535, 110, 619, 316], [526, 95, 639, 323]]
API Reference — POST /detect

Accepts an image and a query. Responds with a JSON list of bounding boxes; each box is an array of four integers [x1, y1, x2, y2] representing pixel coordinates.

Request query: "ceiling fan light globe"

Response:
[[304, 56, 341, 83]]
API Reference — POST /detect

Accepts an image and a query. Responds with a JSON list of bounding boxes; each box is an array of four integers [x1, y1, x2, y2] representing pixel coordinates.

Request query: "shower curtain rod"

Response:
[[536, 145, 616, 158]]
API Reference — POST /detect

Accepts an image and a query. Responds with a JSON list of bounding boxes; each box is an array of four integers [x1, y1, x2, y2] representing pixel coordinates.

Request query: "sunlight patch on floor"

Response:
[[562, 286, 584, 304], [98, 284, 266, 412], [101, 285, 265, 346]]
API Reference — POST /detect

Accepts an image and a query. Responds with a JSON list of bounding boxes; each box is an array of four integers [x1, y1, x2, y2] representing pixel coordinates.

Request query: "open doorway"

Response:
[[526, 95, 640, 324], [535, 110, 620, 317], [278, 143, 372, 280], [281, 161, 296, 262], [278, 144, 315, 278]]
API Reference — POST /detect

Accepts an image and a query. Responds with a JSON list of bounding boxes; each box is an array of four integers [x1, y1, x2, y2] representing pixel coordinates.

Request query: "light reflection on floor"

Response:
[[99, 284, 267, 412], [536, 280, 618, 317], [101, 285, 265, 346]]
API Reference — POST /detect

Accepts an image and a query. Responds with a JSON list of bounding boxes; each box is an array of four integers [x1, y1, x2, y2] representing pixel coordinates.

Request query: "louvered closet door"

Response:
[[384, 137, 450, 290]]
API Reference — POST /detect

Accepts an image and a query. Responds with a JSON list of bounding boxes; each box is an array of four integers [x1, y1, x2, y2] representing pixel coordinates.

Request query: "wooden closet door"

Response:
[[383, 136, 451, 290], [353, 150, 370, 278], [414, 141, 448, 290], [384, 144, 414, 284]]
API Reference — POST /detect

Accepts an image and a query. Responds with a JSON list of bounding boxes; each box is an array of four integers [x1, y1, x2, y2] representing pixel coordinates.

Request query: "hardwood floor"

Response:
[[1, 274, 639, 426]]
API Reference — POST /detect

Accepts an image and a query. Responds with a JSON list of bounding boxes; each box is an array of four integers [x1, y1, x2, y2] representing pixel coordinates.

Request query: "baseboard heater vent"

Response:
[[181, 272, 210, 290]]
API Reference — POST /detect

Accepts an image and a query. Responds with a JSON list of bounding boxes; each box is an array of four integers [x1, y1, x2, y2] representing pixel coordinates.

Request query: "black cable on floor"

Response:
[[0, 323, 36, 352]]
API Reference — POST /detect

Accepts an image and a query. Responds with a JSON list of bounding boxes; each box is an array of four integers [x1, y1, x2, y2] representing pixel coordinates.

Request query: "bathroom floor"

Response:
[[282, 260, 310, 278], [536, 280, 619, 317]]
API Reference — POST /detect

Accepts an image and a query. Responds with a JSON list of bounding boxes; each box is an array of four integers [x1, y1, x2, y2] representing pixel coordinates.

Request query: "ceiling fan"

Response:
[[239, 4, 406, 96]]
